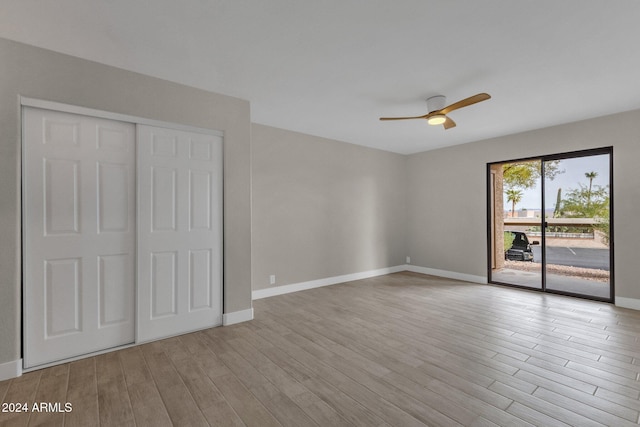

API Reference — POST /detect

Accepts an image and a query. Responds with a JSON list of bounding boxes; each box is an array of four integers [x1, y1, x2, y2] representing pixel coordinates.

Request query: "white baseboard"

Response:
[[223, 308, 254, 326], [252, 265, 406, 300], [406, 265, 488, 284], [615, 297, 640, 311], [0, 359, 22, 381]]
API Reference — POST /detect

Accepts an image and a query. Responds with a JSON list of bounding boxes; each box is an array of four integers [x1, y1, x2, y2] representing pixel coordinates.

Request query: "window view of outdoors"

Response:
[[490, 153, 611, 300]]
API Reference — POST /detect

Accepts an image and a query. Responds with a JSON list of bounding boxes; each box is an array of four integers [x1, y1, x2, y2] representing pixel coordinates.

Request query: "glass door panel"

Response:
[[543, 154, 611, 299], [490, 160, 543, 289]]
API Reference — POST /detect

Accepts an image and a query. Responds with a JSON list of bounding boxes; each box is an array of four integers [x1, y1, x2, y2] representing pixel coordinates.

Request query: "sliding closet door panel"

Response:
[[23, 107, 135, 368], [137, 125, 222, 342]]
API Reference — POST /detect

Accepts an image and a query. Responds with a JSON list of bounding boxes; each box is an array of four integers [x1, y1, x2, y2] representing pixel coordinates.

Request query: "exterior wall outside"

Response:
[[491, 165, 505, 270], [0, 38, 253, 366], [506, 209, 539, 218], [407, 108, 640, 301], [251, 124, 407, 291]]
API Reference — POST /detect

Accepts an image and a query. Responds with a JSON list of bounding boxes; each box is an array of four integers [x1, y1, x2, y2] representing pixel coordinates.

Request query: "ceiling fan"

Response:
[[379, 93, 491, 130]]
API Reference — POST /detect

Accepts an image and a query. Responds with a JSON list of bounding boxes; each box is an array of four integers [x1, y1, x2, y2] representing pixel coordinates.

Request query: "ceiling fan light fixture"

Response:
[[379, 93, 490, 130], [427, 114, 446, 125]]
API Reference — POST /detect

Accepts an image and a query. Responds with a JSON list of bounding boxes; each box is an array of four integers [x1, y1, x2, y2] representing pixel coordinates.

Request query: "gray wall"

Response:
[[0, 38, 253, 365], [407, 108, 640, 300], [251, 124, 407, 290]]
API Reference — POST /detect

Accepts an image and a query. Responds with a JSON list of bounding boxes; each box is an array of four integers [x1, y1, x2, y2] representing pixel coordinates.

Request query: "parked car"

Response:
[[505, 231, 539, 261]]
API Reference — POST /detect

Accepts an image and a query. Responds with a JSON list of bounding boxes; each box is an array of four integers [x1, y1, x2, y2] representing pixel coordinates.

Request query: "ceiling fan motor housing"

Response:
[[427, 95, 446, 113]]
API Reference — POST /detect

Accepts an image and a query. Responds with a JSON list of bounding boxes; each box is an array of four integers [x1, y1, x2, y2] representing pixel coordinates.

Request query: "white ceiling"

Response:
[[2, 1, 640, 154]]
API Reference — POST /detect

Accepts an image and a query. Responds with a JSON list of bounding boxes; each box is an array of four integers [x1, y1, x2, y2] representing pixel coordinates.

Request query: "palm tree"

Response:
[[585, 171, 598, 207], [506, 188, 523, 218]]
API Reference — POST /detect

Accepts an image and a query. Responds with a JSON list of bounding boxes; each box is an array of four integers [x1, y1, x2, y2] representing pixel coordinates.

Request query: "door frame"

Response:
[[486, 147, 614, 303]]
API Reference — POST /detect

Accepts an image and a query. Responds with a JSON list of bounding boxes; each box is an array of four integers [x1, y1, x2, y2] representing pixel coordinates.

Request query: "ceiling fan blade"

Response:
[[443, 116, 456, 129], [379, 114, 429, 121], [440, 93, 491, 115]]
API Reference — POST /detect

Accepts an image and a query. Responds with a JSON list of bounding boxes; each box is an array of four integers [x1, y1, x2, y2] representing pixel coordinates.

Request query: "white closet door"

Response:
[[137, 125, 222, 342], [23, 107, 136, 368]]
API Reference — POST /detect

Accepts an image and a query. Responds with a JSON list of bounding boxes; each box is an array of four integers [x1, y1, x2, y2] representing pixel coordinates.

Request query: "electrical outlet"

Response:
[[269, 275, 276, 285], [406, 256, 411, 264]]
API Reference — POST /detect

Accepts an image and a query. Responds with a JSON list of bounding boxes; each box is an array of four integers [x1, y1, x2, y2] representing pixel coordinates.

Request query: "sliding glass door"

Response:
[[543, 152, 611, 299], [488, 148, 613, 302], [489, 159, 543, 290]]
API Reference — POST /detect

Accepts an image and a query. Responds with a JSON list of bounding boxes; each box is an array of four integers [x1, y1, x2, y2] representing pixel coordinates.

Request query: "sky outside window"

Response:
[[504, 155, 609, 213]]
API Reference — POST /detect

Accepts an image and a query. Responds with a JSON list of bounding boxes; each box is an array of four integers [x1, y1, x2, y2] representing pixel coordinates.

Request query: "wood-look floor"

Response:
[[2, 271, 640, 426]]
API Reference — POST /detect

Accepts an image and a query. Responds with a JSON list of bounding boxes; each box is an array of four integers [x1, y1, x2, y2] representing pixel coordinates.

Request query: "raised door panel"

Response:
[[44, 159, 80, 235], [151, 251, 178, 318], [97, 124, 131, 153], [98, 162, 131, 233], [190, 249, 212, 311], [189, 170, 211, 230], [151, 167, 178, 231], [45, 258, 82, 337], [98, 254, 133, 327], [43, 116, 81, 148]]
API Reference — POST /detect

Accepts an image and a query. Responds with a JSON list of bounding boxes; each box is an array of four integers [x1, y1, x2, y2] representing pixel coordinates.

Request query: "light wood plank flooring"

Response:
[[2, 271, 640, 426]]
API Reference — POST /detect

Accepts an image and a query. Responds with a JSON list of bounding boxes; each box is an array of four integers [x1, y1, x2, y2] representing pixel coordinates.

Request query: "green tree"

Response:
[[505, 188, 523, 217], [560, 183, 610, 246], [562, 184, 608, 218], [595, 217, 610, 247], [503, 160, 564, 190]]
